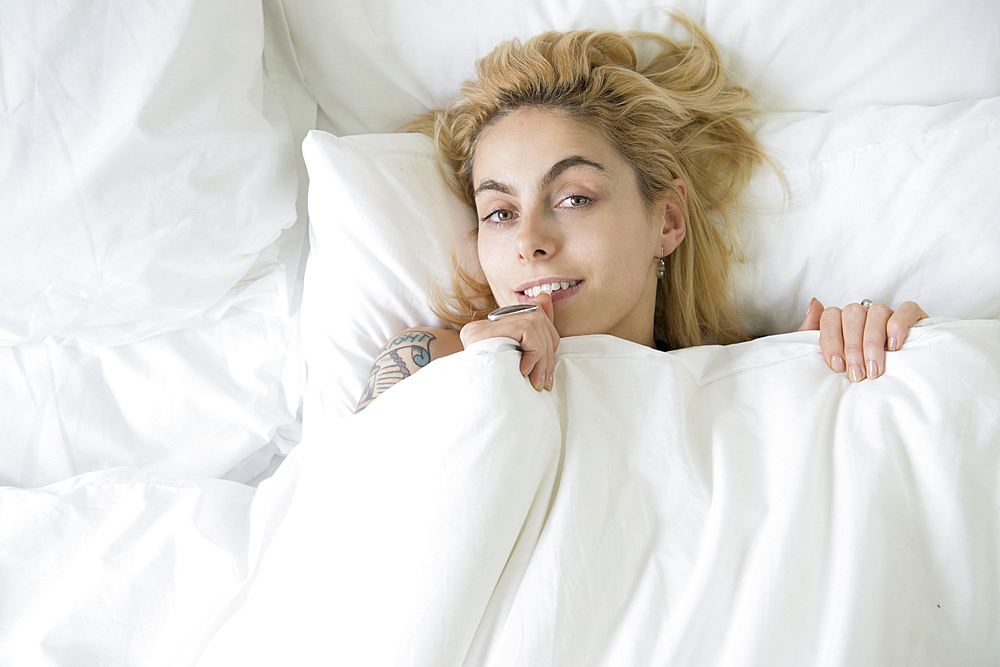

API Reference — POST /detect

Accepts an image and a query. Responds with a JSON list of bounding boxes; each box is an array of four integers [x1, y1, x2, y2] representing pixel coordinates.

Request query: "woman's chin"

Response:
[[555, 321, 599, 339]]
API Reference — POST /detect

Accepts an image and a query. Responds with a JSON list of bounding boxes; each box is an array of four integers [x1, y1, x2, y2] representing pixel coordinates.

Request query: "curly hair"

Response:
[[403, 13, 770, 349]]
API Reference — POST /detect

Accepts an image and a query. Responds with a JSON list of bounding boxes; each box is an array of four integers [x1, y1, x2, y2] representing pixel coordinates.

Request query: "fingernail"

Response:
[[831, 356, 846, 373], [848, 363, 865, 383], [545, 374, 554, 391], [888, 337, 899, 352], [867, 359, 880, 380]]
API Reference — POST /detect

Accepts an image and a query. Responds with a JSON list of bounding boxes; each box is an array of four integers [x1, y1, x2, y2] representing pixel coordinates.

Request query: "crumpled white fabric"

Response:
[[0, 0, 297, 344], [0, 304, 305, 488], [0, 470, 256, 667], [2, 320, 997, 666], [200, 319, 1000, 666]]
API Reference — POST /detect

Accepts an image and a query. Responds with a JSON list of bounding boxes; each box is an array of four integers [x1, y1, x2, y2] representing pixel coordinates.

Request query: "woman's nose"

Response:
[[515, 209, 556, 260]]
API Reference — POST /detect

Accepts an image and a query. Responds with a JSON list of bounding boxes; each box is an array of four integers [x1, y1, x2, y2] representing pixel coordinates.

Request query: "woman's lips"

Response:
[[516, 280, 583, 304]]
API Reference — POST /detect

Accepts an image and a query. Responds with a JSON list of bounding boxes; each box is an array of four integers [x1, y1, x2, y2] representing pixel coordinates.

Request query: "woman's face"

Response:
[[471, 107, 685, 346]]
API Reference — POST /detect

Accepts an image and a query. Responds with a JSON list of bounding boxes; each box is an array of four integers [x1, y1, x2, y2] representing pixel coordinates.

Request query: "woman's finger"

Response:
[[861, 303, 893, 379], [535, 291, 555, 324], [797, 297, 824, 332], [462, 291, 562, 392], [532, 292, 558, 387], [813, 299, 930, 382], [527, 292, 559, 390], [517, 330, 541, 378], [496, 318, 546, 389], [817, 305, 846, 373], [462, 311, 555, 392], [520, 333, 549, 390], [886, 301, 929, 351], [527, 316, 558, 391], [839, 303, 870, 382]]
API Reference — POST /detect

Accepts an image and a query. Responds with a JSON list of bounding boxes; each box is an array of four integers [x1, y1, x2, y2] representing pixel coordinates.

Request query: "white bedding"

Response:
[[203, 320, 1000, 666], [0, 0, 306, 488], [0, 304, 303, 488], [3, 0, 1000, 662], [0, 0, 298, 345], [0, 472, 256, 666], [5, 320, 996, 665]]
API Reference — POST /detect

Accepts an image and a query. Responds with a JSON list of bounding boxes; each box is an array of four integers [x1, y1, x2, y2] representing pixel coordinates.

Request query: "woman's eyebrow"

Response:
[[474, 156, 607, 199], [473, 179, 513, 198], [539, 156, 607, 189]]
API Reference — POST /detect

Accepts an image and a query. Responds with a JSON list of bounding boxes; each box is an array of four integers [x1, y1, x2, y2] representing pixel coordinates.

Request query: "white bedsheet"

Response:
[[2, 319, 998, 665], [0, 303, 304, 489], [0, 471, 255, 666]]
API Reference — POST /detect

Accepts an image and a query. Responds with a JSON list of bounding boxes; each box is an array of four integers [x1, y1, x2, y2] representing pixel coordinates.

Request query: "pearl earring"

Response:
[[657, 247, 666, 279]]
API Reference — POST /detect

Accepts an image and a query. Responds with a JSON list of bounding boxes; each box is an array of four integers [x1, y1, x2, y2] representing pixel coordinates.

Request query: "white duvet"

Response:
[[3, 319, 999, 666]]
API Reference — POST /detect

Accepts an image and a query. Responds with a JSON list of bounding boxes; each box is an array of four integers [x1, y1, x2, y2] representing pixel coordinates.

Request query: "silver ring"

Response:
[[860, 299, 873, 310], [487, 304, 539, 321]]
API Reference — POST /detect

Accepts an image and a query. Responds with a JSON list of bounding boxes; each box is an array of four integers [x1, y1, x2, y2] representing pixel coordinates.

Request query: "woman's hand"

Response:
[[798, 298, 929, 381], [460, 292, 560, 391]]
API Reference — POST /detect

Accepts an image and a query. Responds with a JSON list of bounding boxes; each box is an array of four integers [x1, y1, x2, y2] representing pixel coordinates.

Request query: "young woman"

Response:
[[356, 16, 927, 412]]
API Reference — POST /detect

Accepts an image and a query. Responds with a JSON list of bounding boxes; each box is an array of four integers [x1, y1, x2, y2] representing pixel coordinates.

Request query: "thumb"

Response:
[[534, 291, 555, 324], [797, 297, 824, 331]]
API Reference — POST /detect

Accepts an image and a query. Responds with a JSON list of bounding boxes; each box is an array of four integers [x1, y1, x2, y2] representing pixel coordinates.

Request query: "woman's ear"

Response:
[[659, 178, 687, 256]]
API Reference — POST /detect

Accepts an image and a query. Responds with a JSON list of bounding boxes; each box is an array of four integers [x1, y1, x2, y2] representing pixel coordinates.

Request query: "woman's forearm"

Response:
[[355, 328, 463, 412]]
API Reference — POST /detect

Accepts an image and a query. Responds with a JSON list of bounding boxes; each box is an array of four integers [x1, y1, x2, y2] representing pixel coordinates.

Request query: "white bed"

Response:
[[1, 0, 999, 664]]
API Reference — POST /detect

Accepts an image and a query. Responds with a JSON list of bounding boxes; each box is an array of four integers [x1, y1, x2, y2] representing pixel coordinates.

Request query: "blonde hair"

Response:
[[405, 14, 769, 349]]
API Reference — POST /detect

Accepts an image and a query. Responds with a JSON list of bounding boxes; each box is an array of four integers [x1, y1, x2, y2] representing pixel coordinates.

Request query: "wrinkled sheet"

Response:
[[2, 319, 999, 666], [0, 304, 304, 488], [0, 471, 255, 666]]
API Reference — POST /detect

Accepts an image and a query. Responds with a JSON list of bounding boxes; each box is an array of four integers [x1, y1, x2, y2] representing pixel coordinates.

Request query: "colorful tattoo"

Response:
[[356, 331, 437, 412]]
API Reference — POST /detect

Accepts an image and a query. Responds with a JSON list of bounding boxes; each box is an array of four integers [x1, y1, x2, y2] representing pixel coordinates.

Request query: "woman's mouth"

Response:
[[517, 280, 583, 303]]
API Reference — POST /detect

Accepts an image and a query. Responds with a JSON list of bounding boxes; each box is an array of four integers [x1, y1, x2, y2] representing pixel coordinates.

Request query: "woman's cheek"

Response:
[[477, 240, 504, 290]]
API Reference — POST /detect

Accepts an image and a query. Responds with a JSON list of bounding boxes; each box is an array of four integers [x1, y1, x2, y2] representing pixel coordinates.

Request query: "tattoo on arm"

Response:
[[355, 331, 437, 412]]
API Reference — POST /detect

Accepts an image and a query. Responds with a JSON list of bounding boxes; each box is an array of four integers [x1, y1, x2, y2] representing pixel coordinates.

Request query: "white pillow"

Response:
[[0, 0, 297, 344], [301, 131, 476, 419], [735, 98, 1000, 334], [301, 98, 1000, 419], [701, 0, 1000, 112], [268, 0, 1000, 135]]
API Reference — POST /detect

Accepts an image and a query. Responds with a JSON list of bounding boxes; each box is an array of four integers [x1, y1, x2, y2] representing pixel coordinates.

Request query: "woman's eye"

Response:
[[482, 208, 515, 224], [561, 195, 591, 208]]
